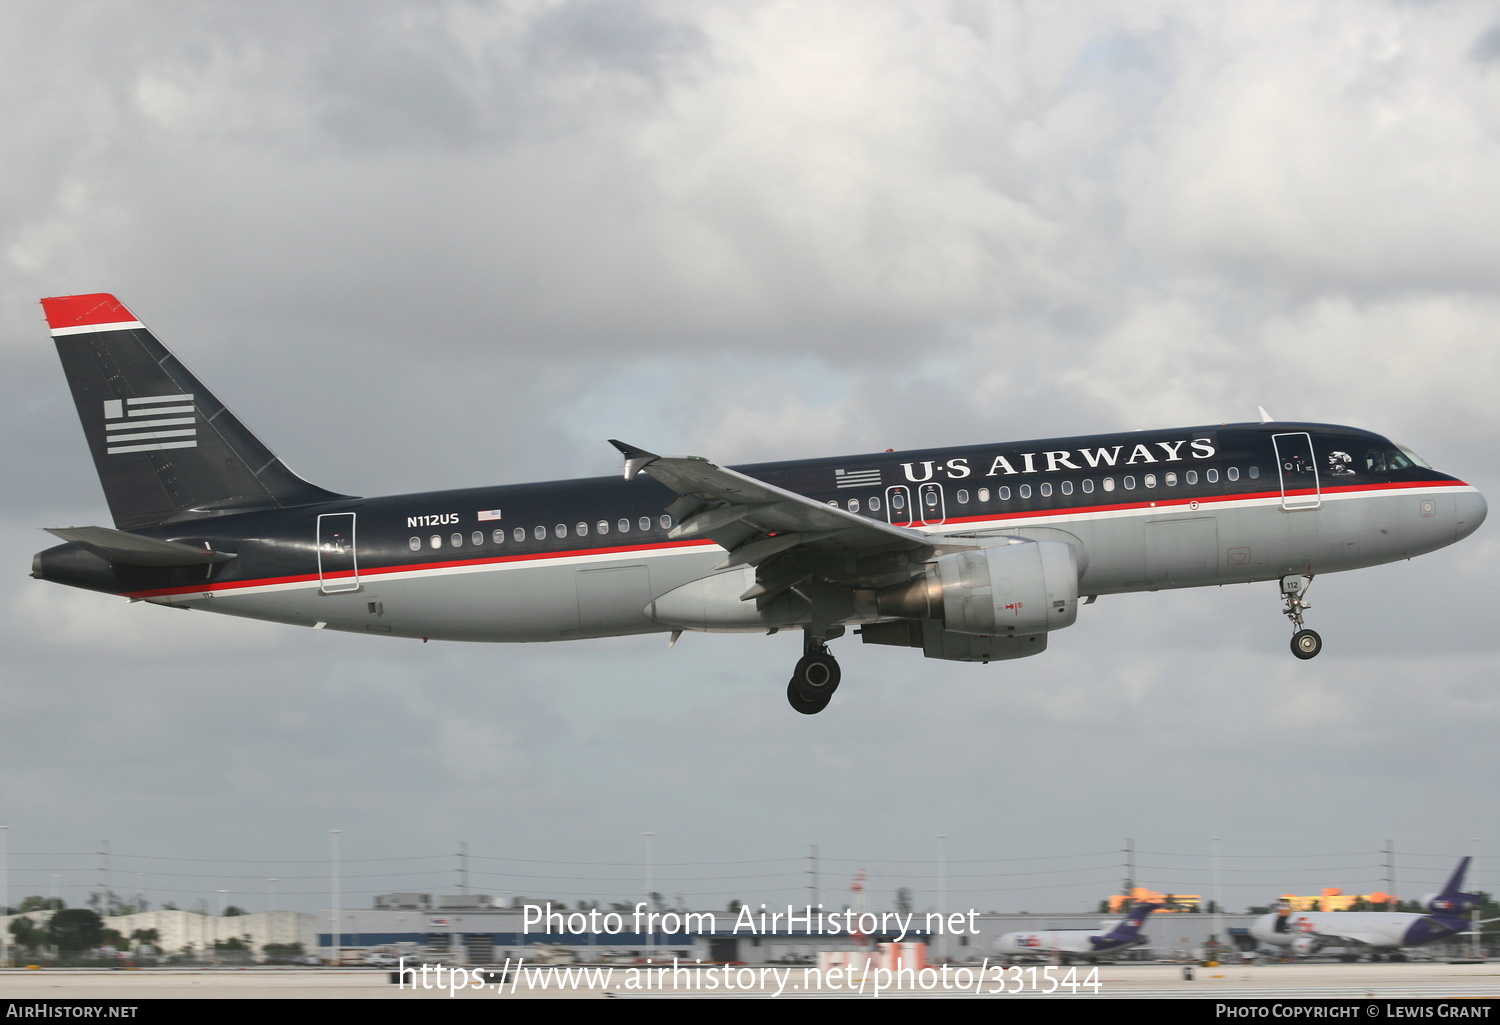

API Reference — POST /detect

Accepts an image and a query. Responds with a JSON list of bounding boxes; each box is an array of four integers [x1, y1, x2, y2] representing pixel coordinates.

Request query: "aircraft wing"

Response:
[[610, 441, 947, 605], [1316, 931, 1396, 948], [1292, 920, 1399, 949]]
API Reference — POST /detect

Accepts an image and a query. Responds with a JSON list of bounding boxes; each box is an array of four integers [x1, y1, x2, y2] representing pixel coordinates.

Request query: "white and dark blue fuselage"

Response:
[[30, 294, 1488, 712]]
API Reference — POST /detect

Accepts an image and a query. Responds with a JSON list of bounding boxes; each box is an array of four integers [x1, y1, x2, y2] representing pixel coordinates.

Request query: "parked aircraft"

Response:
[[994, 903, 1161, 962], [32, 294, 1487, 713], [1249, 858, 1481, 959]]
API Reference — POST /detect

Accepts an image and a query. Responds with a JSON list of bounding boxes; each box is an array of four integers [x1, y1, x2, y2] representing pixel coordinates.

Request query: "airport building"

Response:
[[1, 908, 318, 961], [316, 896, 1264, 964]]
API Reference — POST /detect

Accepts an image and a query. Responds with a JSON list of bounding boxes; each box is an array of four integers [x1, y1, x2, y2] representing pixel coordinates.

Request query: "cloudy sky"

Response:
[[2, 0, 1497, 920]]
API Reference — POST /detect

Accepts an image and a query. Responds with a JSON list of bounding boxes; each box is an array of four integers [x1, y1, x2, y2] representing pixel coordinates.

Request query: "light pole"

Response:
[[1212, 837, 1222, 962], [643, 832, 654, 959], [1, 824, 8, 967], [936, 834, 948, 964], [330, 830, 341, 965], [1471, 838, 1481, 960]]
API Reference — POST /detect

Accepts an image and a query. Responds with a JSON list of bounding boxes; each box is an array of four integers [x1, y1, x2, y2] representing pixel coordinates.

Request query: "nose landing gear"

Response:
[[1281, 574, 1322, 660], [787, 633, 842, 714]]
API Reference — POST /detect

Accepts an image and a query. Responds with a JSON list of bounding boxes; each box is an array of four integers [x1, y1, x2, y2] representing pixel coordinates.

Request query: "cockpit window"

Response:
[[1392, 443, 1430, 469], [1362, 441, 1428, 474], [1364, 446, 1426, 473]]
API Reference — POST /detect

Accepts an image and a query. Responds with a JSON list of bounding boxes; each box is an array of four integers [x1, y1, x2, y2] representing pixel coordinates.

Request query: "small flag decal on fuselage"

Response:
[[477, 509, 503, 521], [834, 468, 881, 489], [104, 394, 197, 455]]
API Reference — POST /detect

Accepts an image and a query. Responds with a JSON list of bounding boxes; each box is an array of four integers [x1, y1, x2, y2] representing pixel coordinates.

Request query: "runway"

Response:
[[1, 961, 1498, 1000]]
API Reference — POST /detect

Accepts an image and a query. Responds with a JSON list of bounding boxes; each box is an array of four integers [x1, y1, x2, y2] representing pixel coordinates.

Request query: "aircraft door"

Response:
[[918, 482, 946, 525], [885, 485, 913, 527], [1272, 433, 1321, 510], [317, 512, 360, 593]]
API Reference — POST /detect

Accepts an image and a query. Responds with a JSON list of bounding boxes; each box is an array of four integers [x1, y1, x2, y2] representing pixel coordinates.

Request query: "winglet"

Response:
[[608, 440, 660, 481], [1258, 405, 1274, 423]]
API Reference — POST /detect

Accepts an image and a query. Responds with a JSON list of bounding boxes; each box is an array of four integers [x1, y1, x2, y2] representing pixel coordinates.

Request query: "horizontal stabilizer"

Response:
[[45, 526, 237, 567]]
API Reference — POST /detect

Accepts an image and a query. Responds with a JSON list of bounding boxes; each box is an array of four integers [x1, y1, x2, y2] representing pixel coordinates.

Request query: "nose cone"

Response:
[[1456, 488, 1488, 542]]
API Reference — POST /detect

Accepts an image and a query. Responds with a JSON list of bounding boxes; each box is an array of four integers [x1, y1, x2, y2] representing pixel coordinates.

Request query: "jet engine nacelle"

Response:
[[1290, 935, 1322, 956], [878, 540, 1079, 636]]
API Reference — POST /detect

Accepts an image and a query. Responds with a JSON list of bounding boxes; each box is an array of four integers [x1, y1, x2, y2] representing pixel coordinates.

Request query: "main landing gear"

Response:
[[1280, 574, 1322, 660], [787, 634, 842, 715]]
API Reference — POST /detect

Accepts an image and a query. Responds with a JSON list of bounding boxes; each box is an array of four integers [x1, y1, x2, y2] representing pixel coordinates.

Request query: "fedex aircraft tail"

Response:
[[42, 294, 351, 530], [1424, 856, 1480, 916], [1100, 902, 1161, 943]]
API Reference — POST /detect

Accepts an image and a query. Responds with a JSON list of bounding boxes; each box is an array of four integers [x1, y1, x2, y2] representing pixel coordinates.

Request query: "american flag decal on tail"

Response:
[[834, 467, 881, 489], [103, 394, 197, 455]]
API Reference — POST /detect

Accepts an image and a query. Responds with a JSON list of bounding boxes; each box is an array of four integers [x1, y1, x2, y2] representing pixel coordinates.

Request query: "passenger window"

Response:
[[639, 517, 651, 531], [1248, 466, 1260, 479], [892, 493, 906, 511], [1103, 478, 1115, 492], [978, 488, 990, 502], [1061, 480, 1073, 495], [1207, 468, 1220, 483], [1185, 470, 1198, 485], [408, 537, 421, 552], [471, 531, 483, 545], [1019, 484, 1032, 499], [576, 522, 588, 536], [1227, 467, 1240, 481], [514, 527, 526, 542], [1082, 479, 1094, 494], [1039, 482, 1052, 497], [534, 525, 547, 540], [618, 518, 630, 532], [956, 490, 968, 504], [450, 533, 463, 546], [999, 486, 1011, 500], [1165, 472, 1177, 486], [924, 491, 938, 508], [597, 520, 609, 534], [493, 529, 505, 544], [555, 524, 568, 538], [847, 499, 861, 512], [1123, 476, 1136, 490], [660, 515, 672, 529], [430, 535, 442, 549], [1144, 474, 1156, 488], [869, 496, 881, 511]]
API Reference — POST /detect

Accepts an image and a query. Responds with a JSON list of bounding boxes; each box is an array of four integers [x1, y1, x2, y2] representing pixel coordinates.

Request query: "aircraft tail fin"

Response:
[[1101, 902, 1161, 942], [1425, 856, 1481, 916], [42, 294, 353, 530]]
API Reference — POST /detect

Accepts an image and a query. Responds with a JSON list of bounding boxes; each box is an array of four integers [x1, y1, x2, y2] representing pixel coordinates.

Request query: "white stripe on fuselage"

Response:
[[147, 482, 1467, 605]]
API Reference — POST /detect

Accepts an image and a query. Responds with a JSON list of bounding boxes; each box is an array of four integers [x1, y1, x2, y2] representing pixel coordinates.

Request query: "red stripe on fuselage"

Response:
[[922, 478, 1459, 528], [120, 478, 1464, 599], [122, 538, 719, 599]]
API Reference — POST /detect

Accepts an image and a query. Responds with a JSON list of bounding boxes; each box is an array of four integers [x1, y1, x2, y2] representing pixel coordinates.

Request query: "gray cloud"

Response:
[[1, 0, 1495, 916]]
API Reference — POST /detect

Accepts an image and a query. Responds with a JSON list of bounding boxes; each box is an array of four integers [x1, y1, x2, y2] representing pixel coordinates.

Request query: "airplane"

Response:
[[31, 294, 1488, 715], [994, 903, 1161, 962], [1248, 858, 1482, 960]]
